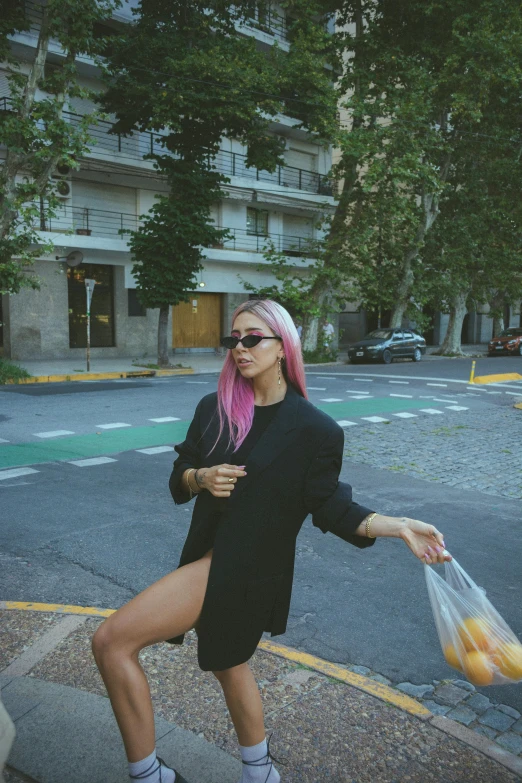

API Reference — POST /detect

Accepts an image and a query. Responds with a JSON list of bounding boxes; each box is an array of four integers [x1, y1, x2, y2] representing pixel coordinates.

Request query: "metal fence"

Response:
[[33, 202, 319, 255]]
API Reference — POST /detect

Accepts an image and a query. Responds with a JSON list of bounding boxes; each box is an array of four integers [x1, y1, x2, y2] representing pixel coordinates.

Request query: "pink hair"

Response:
[[211, 299, 308, 453]]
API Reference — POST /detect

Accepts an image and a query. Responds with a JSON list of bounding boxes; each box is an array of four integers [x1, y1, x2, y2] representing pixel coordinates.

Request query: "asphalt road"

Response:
[[1, 355, 521, 710]]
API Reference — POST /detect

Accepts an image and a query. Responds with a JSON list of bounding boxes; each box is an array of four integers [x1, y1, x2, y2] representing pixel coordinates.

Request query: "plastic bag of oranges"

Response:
[[425, 557, 522, 687]]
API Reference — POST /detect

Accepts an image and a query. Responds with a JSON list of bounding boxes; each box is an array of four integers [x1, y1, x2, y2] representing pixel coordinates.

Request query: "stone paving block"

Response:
[[446, 706, 478, 726], [348, 665, 371, 676], [512, 718, 522, 735], [474, 725, 498, 741], [495, 732, 522, 756], [464, 693, 492, 714], [369, 674, 391, 686], [452, 679, 475, 693], [498, 704, 521, 720], [422, 699, 450, 716], [479, 709, 516, 732], [395, 682, 434, 699], [432, 683, 470, 707]]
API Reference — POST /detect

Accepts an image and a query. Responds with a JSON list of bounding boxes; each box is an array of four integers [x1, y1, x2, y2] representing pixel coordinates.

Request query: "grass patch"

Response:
[[0, 360, 32, 384]]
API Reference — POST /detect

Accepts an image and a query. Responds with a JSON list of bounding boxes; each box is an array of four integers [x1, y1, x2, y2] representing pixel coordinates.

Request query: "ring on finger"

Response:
[[228, 477, 235, 483]]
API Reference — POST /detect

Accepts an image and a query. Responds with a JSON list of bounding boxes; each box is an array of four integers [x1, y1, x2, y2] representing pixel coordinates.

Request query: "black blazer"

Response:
[[168, 384, 375, 672]]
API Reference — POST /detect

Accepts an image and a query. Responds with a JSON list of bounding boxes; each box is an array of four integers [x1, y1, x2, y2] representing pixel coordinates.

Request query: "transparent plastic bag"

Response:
[[425, 557, 522, 686]]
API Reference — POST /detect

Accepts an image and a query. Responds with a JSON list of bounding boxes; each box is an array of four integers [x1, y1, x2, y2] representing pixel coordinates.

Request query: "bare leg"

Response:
[[213, 663, 265, 747], [92, 550, 213, 762]]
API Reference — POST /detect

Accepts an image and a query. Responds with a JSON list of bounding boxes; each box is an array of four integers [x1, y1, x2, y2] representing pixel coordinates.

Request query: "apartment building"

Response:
[[0, 3, 336, 361]]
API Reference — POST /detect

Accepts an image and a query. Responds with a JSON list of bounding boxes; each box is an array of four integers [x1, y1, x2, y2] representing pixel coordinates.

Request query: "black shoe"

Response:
[[157, 757, 190, 783]]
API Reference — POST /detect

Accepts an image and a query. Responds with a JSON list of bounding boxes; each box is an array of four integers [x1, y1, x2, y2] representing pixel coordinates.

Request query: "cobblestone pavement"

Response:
[[343, 405, 522, 500]]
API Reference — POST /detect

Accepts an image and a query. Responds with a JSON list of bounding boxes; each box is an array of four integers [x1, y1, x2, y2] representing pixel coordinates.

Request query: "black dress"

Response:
[[168, 387, 375, 672]]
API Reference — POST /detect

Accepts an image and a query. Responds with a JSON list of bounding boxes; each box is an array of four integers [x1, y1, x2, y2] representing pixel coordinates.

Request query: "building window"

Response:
[[128, 289, 147, 317], [247, 208, 268, 236], [67, 264, 115, 348]]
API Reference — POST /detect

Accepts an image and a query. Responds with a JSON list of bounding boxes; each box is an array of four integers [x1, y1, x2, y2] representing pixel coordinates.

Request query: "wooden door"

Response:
[[172, 293, 222, 348]]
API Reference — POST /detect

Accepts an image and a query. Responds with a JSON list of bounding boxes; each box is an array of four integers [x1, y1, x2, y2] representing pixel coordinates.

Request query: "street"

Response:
[[1, 356, 521, 715]]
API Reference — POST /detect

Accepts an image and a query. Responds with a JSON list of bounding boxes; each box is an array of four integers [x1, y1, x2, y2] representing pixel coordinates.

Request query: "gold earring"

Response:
[[277, 358, 281, 386]]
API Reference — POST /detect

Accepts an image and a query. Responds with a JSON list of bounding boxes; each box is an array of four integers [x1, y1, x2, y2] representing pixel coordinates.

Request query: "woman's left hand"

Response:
[[400, 519, 452, 565]]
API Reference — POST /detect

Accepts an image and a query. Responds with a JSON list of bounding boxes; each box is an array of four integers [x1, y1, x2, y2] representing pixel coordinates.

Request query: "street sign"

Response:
[[85, 279, 96, 371]]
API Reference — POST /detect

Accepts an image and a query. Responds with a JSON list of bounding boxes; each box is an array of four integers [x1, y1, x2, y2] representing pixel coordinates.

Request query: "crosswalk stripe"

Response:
[[362, 416, 390, 423], [95, 423, 132, 430], [69, 457, 117, 467], [347, 395, 374, 400], [389, 394, 413, 398], [420, 409, 444, 415], [148, 417, 180, 423], [345, 389, 370, 394], [445, 406, 469, 411], [136, 446, 175, 455], [389, 381, 409, 384], [308, 387, 326, 391], [34, 430, 75, 439], [0, 467, 39, 480], [427, 383, 447, 387], [392, 412, 417, 418], [337, 420, 358, 427], [320, 398, 343, 402]]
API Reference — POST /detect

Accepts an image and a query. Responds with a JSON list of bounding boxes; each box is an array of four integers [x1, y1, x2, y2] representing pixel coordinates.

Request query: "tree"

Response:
[[309, 0, 522, 344], [101, 0, 338, 364], [0, 0, 118, 294]]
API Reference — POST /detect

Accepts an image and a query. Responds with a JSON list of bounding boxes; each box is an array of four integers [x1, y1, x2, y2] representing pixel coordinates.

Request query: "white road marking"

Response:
[[467, 386, 487, 391], [427, 383, 448, 387], [95, 423, 132, 429], [69, 457, 117, 467], [362, 416, 390, 423], [504, 391, 522, 396], [389, 394, 413, 398], [389, 381, 409, 384], [34, 430, 75, 439], [136, 446, 175, 455], [186, 381, 209, 384], [419, 395, 437, 399], [337, 420, 358, 427], [347, 395, 374, 400], [307, 371, 471, 384], [420, 409, 444, 415], [0, 438, 10, 443], [320, 398, 343, 402], [0, 467, 39, 481], [346, 389, 370, 394], [432, 398, 458, 404], [392, 412, 418, 418], [354, 378, 373, 382], [318, 377, 334, 380], [149, 417, 180, 423], [308, 387, 326, 391], [445, 406, 469, 411]]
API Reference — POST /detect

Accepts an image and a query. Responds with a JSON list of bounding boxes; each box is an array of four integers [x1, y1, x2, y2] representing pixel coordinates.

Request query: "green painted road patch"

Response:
[[0, 421, 189, 470]]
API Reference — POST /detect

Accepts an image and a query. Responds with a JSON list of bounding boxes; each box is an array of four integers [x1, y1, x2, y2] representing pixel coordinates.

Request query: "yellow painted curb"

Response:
[[1, 601, 115, 618], [259, 639, 431, 718], [1, 601, 431, 720], [514, 403, 522, 410], [4, 368, 194, 385], [471, 373, 522, 385]]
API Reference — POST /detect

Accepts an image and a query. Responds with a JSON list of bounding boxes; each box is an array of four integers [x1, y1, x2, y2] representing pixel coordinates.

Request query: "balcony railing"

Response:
[[0, 97, 333, 197], [243, 6, 288, 42], [33, 203, 319, 255]]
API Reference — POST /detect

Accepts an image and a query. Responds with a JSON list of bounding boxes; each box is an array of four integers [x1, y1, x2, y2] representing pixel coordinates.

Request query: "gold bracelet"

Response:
[[185, 468, 196, 499], [365, 512, 377, 539]]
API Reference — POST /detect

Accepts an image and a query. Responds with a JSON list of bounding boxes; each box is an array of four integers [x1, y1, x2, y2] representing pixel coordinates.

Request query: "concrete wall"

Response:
[[5, 260, 161, 360]]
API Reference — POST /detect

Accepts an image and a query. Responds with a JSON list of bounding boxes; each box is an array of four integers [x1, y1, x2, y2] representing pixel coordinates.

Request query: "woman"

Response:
[[92, 299, 451, 783]]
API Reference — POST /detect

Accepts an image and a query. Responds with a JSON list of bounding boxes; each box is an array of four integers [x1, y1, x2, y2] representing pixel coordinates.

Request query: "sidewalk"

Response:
[[1, 605, 521, 783], [5, 344, 489, 383]]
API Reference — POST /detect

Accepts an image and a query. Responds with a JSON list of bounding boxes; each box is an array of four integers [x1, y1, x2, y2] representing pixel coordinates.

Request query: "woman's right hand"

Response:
[[196, 464, 247, 497]]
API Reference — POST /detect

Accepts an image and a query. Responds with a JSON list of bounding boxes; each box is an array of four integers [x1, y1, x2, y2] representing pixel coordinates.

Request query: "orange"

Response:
[[457, 617, 492, 652], [491, 642, 522, 680], [444, 643, 463, 671], [462, 650, 494, 686]]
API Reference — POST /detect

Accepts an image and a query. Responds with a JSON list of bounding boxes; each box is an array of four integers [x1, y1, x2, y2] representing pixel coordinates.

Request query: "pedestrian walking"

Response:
[[322, 317, 335, 353], [92, 298, 451, 783]]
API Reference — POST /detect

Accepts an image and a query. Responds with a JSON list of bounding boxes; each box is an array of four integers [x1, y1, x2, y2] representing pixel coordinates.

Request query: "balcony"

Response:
[[33, 203, 320, 257], [0, 97, 333, 197]]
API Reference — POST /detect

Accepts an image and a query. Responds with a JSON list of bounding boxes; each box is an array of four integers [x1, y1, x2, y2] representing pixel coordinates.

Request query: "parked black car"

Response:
[[348, 328, 427, 364]]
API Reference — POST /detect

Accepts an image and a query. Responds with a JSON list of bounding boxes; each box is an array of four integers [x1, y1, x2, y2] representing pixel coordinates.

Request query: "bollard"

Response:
[[469, 360, 476, 384]]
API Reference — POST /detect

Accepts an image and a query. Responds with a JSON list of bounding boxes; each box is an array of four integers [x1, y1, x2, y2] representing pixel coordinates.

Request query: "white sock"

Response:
[[238, 737, 281, 783], [128, 749, 176, 782]]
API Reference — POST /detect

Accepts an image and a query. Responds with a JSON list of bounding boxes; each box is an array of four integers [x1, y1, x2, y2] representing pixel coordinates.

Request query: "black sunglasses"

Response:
[[220, 334, 282, 349]]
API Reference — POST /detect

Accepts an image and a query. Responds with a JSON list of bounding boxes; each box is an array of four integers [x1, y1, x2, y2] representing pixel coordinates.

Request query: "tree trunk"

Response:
[[433, 290, 468, 355], [157, 304, 170, 367]]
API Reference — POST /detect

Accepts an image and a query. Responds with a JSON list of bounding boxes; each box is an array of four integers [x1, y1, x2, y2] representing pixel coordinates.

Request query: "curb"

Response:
[[2, 602, 521, 777], [3, 368, 194, 385]]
